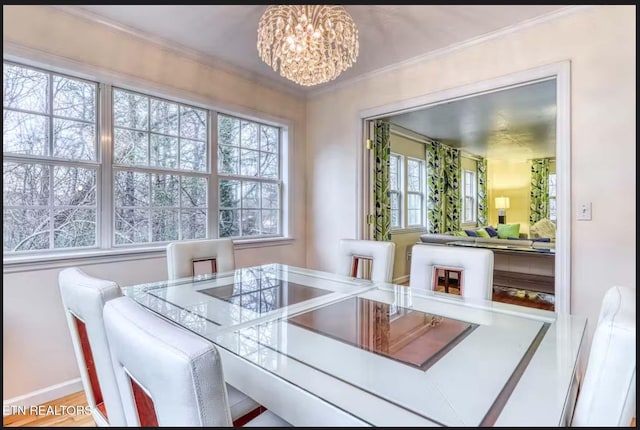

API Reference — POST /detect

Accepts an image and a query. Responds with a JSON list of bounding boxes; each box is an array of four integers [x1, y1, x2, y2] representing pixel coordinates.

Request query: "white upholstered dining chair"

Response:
[[58, 267, 127, 427], [165, 238, 264, 423], [103, 296, 290, 427], [166, 238, 235, 280], [409, 244, 494, 300], [572, 285, 636, 427], [336, 239, 396, 283]]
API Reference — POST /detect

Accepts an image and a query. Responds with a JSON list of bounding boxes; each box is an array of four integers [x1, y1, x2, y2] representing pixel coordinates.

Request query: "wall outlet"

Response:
[[577, 202, 592, 221]]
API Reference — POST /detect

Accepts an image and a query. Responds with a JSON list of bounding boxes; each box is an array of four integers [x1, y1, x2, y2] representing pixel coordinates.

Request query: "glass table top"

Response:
[[124, 264, 587, 426], [122, 263, 375, 335], [211, 284, 565, 426]]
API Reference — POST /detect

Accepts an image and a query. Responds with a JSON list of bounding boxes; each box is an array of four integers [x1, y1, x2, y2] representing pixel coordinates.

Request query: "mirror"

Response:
[[378, 78, 557, 310]]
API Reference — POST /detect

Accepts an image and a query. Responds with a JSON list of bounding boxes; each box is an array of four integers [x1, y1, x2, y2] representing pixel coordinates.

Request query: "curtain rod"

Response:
[[389, 123, 436, 144]]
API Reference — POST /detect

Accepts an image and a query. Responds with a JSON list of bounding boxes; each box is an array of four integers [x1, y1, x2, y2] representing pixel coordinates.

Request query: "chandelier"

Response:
[[257, 5, 359, 87]]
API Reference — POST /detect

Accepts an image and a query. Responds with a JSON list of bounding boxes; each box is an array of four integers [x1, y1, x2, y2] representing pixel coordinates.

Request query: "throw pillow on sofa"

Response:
[[497, 223, 520, 239], [530, 218, 556, 239], [475, 228, 490, 238], [464, 229, 478, 237], [484, 226, 499, 237], [453, 231, 468, 237]]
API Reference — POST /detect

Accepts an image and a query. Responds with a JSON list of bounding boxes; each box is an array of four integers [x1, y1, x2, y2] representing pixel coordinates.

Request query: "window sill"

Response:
[[391, 227, 427, 235], [3, 237, 295, 274]]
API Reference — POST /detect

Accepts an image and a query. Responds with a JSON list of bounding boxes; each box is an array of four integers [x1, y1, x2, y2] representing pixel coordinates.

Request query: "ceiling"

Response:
[[389, 79, 557, 161], [72, 5, 567, 94]]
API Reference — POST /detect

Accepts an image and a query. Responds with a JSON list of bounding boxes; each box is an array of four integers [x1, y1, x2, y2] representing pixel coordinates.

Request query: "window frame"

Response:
[[216, 113, 284, 239], [110, 86, 211, 247], [462, 169, 477, 225], [389, 152, 403, 230], [3, 60, 101, 254], [548, 172, 557, 222], [406, 157, 425, 228], [3, 58, 293, 267]]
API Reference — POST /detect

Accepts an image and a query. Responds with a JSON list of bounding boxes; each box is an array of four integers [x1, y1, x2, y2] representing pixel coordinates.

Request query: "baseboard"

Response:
[[3, 378, 83, 416], [393, 275, 410, 285]]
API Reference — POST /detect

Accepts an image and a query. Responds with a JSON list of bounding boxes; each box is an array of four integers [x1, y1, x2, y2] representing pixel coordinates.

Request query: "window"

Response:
[[112, 88, 208, 245], [462, 169, 477, 224], [3, 60, 288, 257], [389, 153, 402, 228], [3, 62, 98, 252], [217, 114, 281, 238], [548, 173, 557, 221], [406, 158, 425, 227], [389, 153, 425, 230]]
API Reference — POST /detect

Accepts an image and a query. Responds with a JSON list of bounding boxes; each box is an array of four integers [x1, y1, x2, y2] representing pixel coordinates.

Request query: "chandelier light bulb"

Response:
[[257, 5, 359, 87]]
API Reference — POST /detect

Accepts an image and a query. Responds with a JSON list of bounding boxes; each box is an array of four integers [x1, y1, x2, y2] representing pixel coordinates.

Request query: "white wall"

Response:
[[306, 6, 635, 344], [2, 5, 307, 404]]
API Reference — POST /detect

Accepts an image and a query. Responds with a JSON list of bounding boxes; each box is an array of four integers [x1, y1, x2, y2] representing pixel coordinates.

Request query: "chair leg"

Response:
[[444, 270, 450, 293]]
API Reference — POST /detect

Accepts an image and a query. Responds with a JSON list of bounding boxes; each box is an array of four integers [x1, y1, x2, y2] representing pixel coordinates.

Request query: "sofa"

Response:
[[418, 232, 555, 251], [416, 227, 556, 295]]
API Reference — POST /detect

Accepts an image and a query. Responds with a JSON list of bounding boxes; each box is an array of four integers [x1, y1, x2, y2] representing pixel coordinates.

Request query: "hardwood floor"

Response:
[[401, 279, 555, 311], [3, 392, 95, 427]]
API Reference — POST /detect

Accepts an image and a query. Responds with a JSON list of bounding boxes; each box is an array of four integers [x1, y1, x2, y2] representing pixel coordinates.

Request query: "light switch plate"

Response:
[[577, 202, 592, 220]]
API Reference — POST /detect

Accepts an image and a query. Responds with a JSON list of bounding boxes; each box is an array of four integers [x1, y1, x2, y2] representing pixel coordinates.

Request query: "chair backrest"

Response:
[[409, 244, 494, 300], [572, 286, 636, 427], [58, 267, 127, 426], [337, 239, 396, 283], [166, 238, 235, 280], [104, 296, 233, 427]]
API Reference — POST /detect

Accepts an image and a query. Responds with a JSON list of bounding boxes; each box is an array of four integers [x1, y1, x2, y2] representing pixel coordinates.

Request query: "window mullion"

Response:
[[48, 72, 55, 250], [49, 164, 55, 250], [402, 157, 406, 229], [48, 72, 54, 158], [100, 83, 113, 249], [209, 110, 218, 238], [146, 96, 153, 244]]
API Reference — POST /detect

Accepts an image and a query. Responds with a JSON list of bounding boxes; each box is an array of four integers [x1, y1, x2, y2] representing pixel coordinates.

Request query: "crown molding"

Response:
[[49, 5, 306, 99], [308, 5, 592, 99], [21, 5, 592, 101]]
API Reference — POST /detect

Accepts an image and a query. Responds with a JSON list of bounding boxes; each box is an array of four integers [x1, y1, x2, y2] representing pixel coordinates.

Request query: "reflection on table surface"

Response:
[[288, 296, 476, 370], [201, 280, 331, 314], [122, 263, 376, 330]]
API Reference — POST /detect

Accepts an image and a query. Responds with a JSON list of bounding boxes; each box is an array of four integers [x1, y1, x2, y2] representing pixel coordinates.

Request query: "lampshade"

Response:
[[495, 197, 511, 209], [256, 5, 359, 87]]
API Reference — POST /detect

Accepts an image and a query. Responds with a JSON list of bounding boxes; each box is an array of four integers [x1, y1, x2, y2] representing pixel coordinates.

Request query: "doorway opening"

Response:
[[359, 62, 570, 313]]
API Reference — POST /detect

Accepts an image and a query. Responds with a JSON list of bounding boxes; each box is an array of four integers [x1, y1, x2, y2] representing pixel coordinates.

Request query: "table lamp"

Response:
[[495, 196, 510, 224]]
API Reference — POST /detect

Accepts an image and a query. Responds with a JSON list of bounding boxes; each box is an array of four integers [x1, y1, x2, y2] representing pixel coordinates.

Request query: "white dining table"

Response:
[[122, 263, 587, 427]]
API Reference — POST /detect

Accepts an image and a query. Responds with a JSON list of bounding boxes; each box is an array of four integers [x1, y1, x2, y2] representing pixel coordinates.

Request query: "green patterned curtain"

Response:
[[530, 158, 550, 224], [425, 141, 444, 233], [443, 146, 461, 232], [373, 120, 391, 241], [477, 157, 488, 226], [425, 141, 461, 233]]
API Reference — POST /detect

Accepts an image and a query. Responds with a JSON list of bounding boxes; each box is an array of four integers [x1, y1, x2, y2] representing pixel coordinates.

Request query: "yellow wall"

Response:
[[390, 132, 426, 160], [487, 159, 531, 236], [461, 154, 478, 172]]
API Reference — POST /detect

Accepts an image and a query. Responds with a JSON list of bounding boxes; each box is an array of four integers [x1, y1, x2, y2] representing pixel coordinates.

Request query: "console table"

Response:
[[446, 241, 555, 294]]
